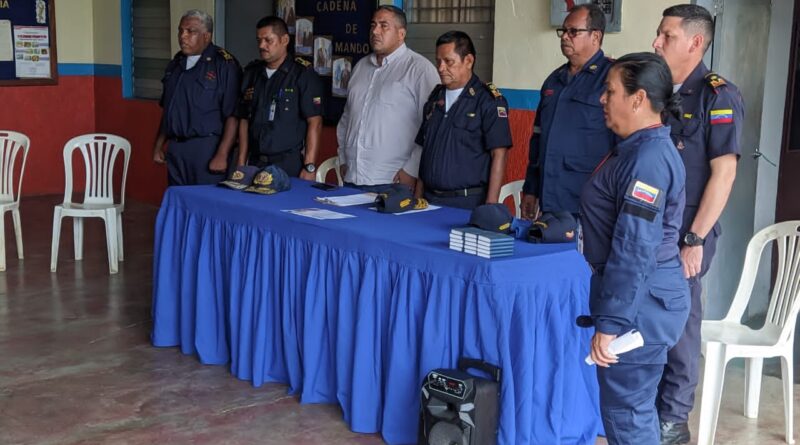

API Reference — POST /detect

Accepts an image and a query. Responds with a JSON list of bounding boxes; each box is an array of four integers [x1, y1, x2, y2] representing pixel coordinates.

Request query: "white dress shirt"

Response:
[[336, 44, 439, 185]]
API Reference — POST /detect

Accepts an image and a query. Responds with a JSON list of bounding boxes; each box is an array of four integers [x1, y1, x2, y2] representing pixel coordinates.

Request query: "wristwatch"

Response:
[[303, 163, 316, 173], [683, 231, 705, 247]]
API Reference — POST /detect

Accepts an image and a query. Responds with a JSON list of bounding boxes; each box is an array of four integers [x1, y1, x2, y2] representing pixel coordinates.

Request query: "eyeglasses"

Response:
[[556, 28, 594, 38]]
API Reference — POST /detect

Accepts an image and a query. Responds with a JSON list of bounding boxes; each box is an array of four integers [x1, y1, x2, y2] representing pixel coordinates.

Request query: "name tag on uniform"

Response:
[[269, 100, 276, 121]]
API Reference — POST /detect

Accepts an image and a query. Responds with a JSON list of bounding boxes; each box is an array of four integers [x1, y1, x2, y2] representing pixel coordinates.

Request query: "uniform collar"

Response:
[[370, 43, 408, 67], [615, 125, 670, 153], [443, 73, 482, 99], [557, 49, 606, 82], [677, 62, 709, 96]]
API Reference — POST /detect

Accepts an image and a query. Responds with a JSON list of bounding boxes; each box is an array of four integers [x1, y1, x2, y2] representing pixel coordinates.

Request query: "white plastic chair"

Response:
[[316, 156, 343, 186], [50, 134, 131, 274], [0, 131, 30, 271], [498, 179, 524, 217], [698, 221, 800, 445]]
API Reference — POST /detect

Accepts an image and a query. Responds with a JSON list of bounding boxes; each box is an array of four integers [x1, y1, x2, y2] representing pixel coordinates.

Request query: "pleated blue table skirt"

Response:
[[151, 181, 601, 444]]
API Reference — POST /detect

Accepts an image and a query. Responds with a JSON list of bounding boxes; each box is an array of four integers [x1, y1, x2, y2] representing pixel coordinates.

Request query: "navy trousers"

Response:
[[657, 224, 720, 422], [166, 136, 225, 186], [599, 363, 664, 445]]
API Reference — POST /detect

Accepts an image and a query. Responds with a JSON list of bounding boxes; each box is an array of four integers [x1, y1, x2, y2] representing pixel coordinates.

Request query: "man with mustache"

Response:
[[153, 10, 242, 185], [236, 16, 324, 178], [521, 4, 615, 219], [337, 5, 439, 193]]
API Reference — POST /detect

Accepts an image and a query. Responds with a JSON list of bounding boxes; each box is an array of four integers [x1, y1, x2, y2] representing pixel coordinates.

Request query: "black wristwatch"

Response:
[[683, 231, 705, 247], [303, 163, 316, 173]]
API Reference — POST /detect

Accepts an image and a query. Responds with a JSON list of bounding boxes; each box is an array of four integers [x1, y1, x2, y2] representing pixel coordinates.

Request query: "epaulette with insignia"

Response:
[[217, 48, 234, 61], [705, 72, 727, 93], [484, 82, 503, 99], [295, 57, 311, 68], [427, 84, 445, 102]]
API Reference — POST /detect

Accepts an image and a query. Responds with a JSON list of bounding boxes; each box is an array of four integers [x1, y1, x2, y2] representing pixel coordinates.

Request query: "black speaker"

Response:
[[418, 358, 501, 445]]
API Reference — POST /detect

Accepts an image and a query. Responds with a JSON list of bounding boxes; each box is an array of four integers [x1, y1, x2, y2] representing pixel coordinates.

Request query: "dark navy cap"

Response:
[[527, 211, 577, 243], [469, 204, 513, 234], [375, 184, 428, 213], [243, 165, 291, 195], [219, 165, 260, 190]]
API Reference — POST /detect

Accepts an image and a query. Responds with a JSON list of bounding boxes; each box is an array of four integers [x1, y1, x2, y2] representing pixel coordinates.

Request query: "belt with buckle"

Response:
[[429, 186, 486, 198]]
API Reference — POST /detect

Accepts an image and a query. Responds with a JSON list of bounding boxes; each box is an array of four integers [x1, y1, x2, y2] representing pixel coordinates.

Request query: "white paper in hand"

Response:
[[585, 330, 644, 366]]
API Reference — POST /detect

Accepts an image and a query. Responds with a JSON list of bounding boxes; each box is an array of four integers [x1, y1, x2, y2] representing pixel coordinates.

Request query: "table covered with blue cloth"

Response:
[[151, 179, 601, 444]]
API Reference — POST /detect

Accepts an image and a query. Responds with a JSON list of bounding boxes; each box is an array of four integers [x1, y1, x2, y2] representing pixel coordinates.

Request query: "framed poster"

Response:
[[295, 17, 313, 56], [550, 0, 622, 33], [0, 0, 58, 85], [332, 56, 351, 98], [277, 0, 296, 33], [314, 35, 332, 76]]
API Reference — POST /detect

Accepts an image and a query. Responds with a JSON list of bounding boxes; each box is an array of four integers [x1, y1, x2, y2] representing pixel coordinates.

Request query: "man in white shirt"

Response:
[[336, 5, 439, 192]]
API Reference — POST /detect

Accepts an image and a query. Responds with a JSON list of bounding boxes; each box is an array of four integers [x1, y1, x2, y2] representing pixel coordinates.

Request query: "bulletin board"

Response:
[[0, 0, 58, 86], [276, 0, 374, 122]]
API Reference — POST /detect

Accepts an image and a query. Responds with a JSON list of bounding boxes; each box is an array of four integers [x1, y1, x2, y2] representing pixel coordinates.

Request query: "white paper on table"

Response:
[[314, 192, 376, 206], [367, 205, 441, 215], [0, 21, 12, 62], [282, 208, 356, 220]]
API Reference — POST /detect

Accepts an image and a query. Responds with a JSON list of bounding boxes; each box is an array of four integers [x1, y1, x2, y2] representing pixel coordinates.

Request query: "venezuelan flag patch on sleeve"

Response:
[[630, 180, 659, 205], [710, 109, 733, 125]]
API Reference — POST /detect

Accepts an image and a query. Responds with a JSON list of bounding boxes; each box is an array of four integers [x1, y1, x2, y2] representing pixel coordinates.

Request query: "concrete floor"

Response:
[[0, 196, 796, 445]]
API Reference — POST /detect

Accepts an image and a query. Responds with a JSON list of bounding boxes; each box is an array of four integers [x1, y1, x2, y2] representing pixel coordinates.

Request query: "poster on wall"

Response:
[[314, 36, 332, 76], [295, 17, 314, 56], [550, 0, 622, 32], [0, 0, 58, 85], [13, 25, 50, 78], [277, 0, 296, 33], [332, 56, 351, 98]]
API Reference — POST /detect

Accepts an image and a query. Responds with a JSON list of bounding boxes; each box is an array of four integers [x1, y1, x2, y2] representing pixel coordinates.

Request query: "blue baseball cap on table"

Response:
[[375, 184, 428, 213], [219, 165, 260, 190], [527, 212, 577, 243], [243, 165, 291, 195]]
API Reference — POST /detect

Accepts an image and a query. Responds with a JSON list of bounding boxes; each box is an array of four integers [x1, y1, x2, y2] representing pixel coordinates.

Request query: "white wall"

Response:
[[493, 0, 676, 90]]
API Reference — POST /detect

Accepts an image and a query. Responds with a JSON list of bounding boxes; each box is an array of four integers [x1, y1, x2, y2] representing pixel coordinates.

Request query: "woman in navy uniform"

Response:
[[581, 52, 689, 444]]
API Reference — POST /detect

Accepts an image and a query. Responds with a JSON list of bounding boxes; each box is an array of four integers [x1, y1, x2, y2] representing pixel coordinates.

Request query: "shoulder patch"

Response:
[[484, 82, 503, 99], [295, 57, 311, 68], [704, 72, 728, 92], [427, 84, 445, 102], [217, 48, 234, 61]]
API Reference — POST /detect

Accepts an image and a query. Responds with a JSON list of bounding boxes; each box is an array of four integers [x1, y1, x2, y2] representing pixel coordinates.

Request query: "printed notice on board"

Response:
[[13, 26, 50, 78], [0, 20, 12, 62]]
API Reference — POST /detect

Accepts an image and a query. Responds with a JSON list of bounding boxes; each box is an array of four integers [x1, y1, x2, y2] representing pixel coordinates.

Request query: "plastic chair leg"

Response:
[[116, 212, 124, 262], [0, 212, 6, 272], [781, 355, 795, 444], [744, 357, 763, 418], [50, 208, 63, 272], [103, 210, 118, 274], [697, 342, 728, 445], [73, 217, 84, 260], [12, 208, 23, 259]]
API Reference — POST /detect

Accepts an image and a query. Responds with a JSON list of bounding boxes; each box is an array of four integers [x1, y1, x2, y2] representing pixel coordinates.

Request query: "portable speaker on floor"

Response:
[[418, 358, 501, 445]]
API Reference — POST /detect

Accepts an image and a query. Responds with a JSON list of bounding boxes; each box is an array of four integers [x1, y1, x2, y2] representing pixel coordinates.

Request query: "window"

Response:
[[130, 0, 171, 100], [404, 0, 495, 82]]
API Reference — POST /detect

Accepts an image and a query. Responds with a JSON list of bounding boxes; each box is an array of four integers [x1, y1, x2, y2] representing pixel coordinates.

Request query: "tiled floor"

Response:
[[0, 196, 795, 444]]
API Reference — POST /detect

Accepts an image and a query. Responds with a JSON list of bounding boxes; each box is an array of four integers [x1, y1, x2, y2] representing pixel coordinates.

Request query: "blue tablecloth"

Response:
[[151, 179, 601, 444]]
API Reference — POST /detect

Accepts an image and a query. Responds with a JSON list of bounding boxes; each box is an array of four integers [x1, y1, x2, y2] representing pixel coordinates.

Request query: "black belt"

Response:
[[170, 135, 213, 143], [428, 186, 486, 198], [256, 150, 298, 163]]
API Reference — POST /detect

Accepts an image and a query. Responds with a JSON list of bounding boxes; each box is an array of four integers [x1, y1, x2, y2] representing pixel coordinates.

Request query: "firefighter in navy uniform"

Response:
[[653, 6, 744, 444], [582, 53, 689, 445], [522, 4, 616, 218], [415, 31, 512, 210], [237, 16, 324, 179], [153, 10, 242, 186]]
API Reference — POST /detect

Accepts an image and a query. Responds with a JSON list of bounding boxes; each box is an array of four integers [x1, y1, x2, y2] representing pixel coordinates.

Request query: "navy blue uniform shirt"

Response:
[[160, 45, 241, 139], [416, 75, 513, 191], [238, 57, 324, 156], [664, 62, 744, 230], [580, 126, 686, 335], [524, 50, 616, 214]]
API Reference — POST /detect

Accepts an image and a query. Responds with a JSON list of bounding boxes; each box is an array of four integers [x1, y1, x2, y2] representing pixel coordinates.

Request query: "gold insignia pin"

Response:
[[469, 87, 475, 96], [589, 64, 597, 71]]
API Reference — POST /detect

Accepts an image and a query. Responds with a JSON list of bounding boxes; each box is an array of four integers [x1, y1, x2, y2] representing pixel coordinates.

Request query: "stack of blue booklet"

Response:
[[450, 227, 513, 258]]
